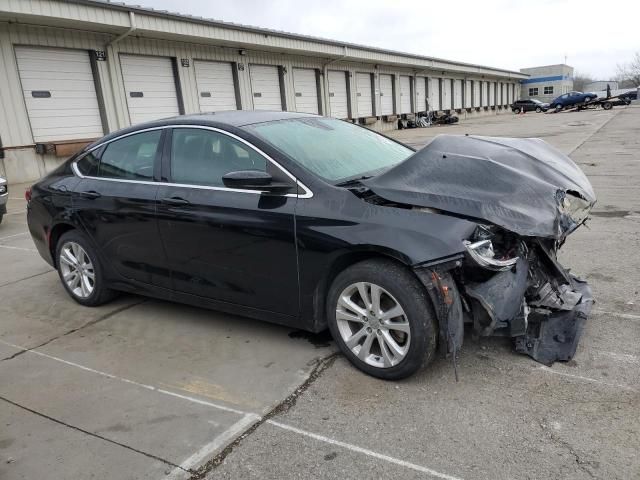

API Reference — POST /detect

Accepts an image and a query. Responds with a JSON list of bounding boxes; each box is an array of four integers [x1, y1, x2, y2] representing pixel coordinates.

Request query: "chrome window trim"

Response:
[[72, 124, 313, 199]]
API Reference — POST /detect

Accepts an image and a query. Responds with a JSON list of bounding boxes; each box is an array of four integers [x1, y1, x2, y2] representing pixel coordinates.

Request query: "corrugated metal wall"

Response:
[[0, 21, 520, 182]]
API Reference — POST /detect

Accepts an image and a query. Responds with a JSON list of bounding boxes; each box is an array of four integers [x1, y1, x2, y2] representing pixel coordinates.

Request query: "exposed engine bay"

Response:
[[351, 134, 596, 365]]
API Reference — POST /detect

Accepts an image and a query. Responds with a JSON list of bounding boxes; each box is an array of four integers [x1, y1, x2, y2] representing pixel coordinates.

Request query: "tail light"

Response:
[[25, 187, 32, 202]]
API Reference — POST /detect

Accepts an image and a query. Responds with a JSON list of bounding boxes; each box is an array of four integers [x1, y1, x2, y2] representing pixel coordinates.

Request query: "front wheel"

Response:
[[327, 259, 438, 380], [602, 101, 613, 110], [535, 107, 542, 113], [56, 230, 116, 306], [555, 104, 563, 112], [513, 107, 521, 114]]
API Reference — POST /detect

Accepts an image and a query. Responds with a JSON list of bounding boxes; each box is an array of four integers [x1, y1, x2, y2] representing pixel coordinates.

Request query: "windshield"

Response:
[[531, 99, 542, 104], [245, 117, 413, 182]]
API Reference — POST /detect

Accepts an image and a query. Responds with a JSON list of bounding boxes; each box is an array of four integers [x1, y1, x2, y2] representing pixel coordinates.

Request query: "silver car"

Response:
[[0, 177, 7, 224]]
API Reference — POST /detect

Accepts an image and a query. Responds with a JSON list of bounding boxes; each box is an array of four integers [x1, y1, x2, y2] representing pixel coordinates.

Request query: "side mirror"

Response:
[[222, 170, 293, 193]]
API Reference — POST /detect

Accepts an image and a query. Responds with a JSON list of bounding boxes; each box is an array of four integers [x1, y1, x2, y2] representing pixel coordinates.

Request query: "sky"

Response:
[[140, 0, 638, 79]]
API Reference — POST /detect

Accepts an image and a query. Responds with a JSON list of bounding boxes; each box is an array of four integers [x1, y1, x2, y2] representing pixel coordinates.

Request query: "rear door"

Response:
[[72, 128, 170, 287], [155, 126, 299, 316]]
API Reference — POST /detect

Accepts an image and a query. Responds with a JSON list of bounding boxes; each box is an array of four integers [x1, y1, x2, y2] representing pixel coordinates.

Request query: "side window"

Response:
[[170, 128, 267, 187], [99, 130, 161, 180], [76, 150, 100, 176]]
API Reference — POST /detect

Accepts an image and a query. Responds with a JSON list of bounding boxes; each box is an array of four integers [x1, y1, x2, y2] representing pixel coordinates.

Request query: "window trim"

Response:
[[543, 86, 554, 95], [72, 125, 313, 199]]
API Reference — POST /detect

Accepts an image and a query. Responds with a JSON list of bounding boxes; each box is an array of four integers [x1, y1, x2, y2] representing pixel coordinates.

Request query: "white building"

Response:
[[0, 0, 526, 184], [520, 64, 573, 103]]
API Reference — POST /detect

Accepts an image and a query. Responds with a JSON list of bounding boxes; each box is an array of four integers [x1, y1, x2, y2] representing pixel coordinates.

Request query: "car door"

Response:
[[73, 128, 171, 288], [156, 126, 300, 316]]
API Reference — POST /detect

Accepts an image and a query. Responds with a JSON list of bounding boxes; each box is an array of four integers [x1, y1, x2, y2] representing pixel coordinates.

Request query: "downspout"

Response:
[[105, 11, 137, 129], [323, 45, 348, 116]]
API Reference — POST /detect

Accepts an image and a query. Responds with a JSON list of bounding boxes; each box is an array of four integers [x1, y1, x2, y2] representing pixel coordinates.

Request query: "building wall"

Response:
[[0, 21, 520, 183], [520, 64, 573, 102]]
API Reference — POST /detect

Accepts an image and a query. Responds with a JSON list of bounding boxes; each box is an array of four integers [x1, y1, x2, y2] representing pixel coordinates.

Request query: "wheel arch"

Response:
[[48, 222, 76, 267]]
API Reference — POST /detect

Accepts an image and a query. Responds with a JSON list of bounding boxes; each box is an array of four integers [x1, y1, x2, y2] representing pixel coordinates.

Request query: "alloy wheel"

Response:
[[335, 282, 410, 368], [59, 241, 95, 299]]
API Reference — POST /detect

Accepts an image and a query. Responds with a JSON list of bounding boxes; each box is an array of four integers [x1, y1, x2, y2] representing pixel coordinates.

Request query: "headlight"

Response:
[[463, 239, 518, 271]]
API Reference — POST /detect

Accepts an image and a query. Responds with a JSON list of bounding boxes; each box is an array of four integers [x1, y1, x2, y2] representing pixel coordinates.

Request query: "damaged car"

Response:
[[26, 111, 595, 380]]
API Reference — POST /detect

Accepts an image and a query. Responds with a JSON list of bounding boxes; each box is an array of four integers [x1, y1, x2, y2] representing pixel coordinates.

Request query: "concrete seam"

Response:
[[567, 109, 622, 156], [0, 394, 189, 472]]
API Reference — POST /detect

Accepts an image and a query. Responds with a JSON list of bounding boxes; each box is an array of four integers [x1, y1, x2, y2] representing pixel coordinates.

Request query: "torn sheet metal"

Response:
[[363, 135, 596, 239]]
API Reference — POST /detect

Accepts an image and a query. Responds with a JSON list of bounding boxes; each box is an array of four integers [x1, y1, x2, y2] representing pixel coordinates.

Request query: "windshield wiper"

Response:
[[335, 175, 373, 187]]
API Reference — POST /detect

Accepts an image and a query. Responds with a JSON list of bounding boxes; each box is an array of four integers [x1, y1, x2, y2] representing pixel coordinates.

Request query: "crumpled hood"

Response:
[[363, 135, 596, 239]]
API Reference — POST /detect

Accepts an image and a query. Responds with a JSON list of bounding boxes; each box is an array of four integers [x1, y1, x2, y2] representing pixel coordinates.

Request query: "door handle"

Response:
[[160, 197, 190, 206], [79, 190, 101, 199]]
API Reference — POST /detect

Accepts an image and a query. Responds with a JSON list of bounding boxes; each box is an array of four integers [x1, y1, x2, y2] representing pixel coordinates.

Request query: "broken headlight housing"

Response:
[[463, 225, 519, 271]]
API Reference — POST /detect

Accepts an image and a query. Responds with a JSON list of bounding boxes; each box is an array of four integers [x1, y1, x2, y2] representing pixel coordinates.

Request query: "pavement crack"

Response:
[[0, 394, 188, 472], [0, 299, 145, 361], [188, 352, 340, 479], [548, 432, 599, 479]]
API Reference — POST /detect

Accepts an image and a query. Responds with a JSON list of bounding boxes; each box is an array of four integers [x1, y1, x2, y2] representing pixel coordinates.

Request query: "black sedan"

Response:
[[27, 111, 595, 379], [511, 99, 549, 113]]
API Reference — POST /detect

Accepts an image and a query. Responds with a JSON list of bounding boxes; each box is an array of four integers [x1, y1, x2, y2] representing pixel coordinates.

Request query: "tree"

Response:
[[573, 71, 594, 92], [616, 52, 640, 88]]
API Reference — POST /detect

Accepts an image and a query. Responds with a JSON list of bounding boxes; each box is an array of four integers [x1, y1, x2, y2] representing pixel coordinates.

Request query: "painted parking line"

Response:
[[266, 420, 465, 480], [0, 231, 29, 242], [0, 339, 252, 416], [166, 413, 259, 480], [538, 365, 637, 391], [0, 244, 37, 252], [592, 309, 640, 321]]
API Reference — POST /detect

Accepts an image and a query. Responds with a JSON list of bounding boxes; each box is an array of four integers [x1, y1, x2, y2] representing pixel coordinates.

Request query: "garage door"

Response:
[[15, 46, 104, 142], [430, 78, 441, 111], [473, 81, 481, 107], [327, 70, 349, 118], [464, 80, 472, 108], [356, 73, 373, 117], [250, 64, 283, 111], [442, 79, 452, 110], [194, 60, 238, 112], [453, 79, 462, 109], [293, 68, 319, 114], [489, 82, 496, 106], [120, 54, 180, 125], [483, 82, 490, 107], [379, 74, 394, 115], [415, 77, 426, 112], [399, 75, 412, 114]]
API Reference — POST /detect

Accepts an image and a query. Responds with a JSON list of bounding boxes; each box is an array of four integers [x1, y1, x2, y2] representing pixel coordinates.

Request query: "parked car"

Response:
[[0, 177, 7, 224], [511, 99, 549, 113], [26, 111, 595, 380], [550, 91, 598, 111]]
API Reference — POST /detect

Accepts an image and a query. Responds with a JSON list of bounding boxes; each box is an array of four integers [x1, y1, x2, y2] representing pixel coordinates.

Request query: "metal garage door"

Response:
[[442, 79, 452, 110], [194, 60, 238, 112], [356, 73, 373, 117], [483, 82, 490, 107], [430, 78, 441, 111], [464, 80, 472, 108], [327, 70, 349, 118], [399, 75, 412, 114], [453, 79, 462, 109], [250, 64, 283, 111], [120, 54, 180, 124], [415, 77, 426, 112], [473, 81, 481, 107], [15, 46, 104, 142], [379, 74, 394, 115], [489, 82, 496, 106], [293, 68, 319, 114]]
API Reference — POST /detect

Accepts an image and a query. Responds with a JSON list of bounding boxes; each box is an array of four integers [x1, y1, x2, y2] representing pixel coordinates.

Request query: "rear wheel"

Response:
[[326, 259, 438, 380], [602, 101, 613, 110], [56, 230, 116, 306]]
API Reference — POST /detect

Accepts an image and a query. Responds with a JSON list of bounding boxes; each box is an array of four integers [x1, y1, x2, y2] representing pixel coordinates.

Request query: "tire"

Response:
[[0, 215, 3, 225], [55, 230, 116, 306], [513, 107, 521, 114], [602, 101, 613, 110], [535, 107, 542, 113], [555, 104, 563, 112], [326, 258, 438, 380]]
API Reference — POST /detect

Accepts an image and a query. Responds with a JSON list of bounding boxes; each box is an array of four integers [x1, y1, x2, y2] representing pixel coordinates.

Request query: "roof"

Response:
[[57, 0, 526, 78]]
